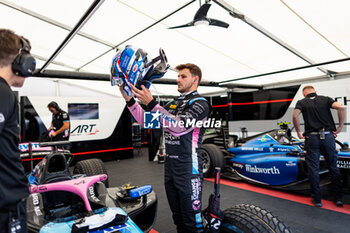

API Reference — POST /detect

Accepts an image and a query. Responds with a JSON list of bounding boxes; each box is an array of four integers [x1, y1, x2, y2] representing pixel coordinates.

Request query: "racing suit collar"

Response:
[[180, 90, 198, 97]]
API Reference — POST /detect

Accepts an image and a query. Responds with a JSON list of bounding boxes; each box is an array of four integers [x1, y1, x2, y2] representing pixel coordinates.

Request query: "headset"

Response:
[[47, 101, 61, 111], [11, 37, 36, 77]]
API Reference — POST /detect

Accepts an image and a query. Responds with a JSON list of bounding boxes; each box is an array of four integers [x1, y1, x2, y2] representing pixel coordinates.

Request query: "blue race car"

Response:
[[201, 122, 350, 193], [26, 142, 295, 233], [26, 141, 157, 233]]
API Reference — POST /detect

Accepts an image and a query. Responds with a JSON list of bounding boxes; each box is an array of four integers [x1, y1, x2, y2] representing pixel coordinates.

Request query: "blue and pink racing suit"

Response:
[[126, 91, 210, 233]]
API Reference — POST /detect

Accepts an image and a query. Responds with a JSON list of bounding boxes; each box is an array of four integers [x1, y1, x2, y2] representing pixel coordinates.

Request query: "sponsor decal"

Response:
[[137, 188, 151, 196], [260, 135, 268, 142], [210, 218, 221, 230], [132, 64, 138, 72], [38, 186, 47, 191], [196, 213, 203, 226], [269, 147, 274, 152], [32, 193, 42, 216], [88, 186, 101, 202], [164, 133, 179, 140], [337, 160, 350, 169], [165, 140, 181, 145], [192, 200, 201, 211], [277, 148, 292, 152], [241, 147, 263, 151], [286, 161, 297, 167], [169, 104, 177, 109], [258, 134, 274, 143], [231, 162, 244, 169], [165, 132, 181, 145], [18, 142, 40, 151], [0, 113, 4, 123], [245, 164, 280, 174], [241, 147, 253, 151], [32, 194, 39, 205], [74, 180, 86, 185], [191, 177, 201, 201]]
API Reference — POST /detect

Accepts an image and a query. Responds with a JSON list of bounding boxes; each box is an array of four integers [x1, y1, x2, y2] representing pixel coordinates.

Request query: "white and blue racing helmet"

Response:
[[110, 45, 169, 96]]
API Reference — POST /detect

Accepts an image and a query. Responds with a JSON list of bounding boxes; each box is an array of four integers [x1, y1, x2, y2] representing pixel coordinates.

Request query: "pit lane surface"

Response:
[[103, 147, 350, 233]]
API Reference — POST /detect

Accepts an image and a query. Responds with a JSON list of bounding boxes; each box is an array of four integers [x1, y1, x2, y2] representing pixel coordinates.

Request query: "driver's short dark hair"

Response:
[[176, 63, 202, 84]]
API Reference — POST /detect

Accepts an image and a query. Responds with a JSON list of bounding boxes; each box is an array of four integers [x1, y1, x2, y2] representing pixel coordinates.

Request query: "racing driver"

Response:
[[120, 63, 210, 233]]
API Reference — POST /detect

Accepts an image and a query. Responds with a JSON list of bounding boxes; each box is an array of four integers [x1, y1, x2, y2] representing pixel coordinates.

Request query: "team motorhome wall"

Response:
[[227, 78, 350, 143], [13, 78, 134, 164]]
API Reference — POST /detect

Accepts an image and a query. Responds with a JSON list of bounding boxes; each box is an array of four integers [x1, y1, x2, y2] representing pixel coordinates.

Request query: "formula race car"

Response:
[[19, 141, 70, 173], [201, 122, 350, 193], [25, 142, 294, 233], [26, 141, 157, 233]]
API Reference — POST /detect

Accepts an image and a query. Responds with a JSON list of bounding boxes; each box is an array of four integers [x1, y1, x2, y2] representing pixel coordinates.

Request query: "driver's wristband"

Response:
[[126, 98, 136, 107], [147, 99, 157, 110]]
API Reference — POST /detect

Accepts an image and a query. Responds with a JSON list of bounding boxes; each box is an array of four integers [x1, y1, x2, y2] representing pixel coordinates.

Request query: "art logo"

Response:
[[71, 124, 99, 136], [143, 111, 161, 129]]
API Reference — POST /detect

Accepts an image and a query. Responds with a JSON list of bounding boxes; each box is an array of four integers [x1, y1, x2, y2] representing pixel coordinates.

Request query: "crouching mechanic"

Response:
[[120, 63, 210, 232]]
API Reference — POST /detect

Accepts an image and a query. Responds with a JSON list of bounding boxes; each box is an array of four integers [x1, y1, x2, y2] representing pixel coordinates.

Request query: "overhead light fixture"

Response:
[[168, 3, 229, 29], [194, 19, 210, 26]]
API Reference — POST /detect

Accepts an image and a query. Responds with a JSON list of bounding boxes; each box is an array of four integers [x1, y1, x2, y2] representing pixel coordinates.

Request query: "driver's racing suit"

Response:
[[126, 91, 210, 233]]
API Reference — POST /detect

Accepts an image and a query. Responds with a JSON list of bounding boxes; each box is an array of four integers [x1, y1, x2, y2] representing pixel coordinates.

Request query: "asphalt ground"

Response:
[[104, 147, 350, 233]]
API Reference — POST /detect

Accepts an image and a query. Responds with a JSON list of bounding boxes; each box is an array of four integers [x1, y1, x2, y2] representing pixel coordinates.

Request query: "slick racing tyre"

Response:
[[201, 143, 225, 178], [73, 158, 109, 187], [220, 204, 292, 233]]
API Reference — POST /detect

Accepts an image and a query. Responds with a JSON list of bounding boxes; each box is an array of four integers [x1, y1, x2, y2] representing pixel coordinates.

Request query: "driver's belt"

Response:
[[308, 131, 330, 140], [308, 131, 330, 135]]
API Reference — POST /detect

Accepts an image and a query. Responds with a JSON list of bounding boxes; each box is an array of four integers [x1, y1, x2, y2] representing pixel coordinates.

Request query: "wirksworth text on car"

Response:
[[245, 165, 281, 174]]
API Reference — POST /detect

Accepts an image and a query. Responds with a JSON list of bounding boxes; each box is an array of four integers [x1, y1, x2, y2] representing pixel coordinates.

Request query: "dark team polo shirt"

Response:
[[0, 77, 29, 211], [52, 110, 70, 139], [295, 93, 336, 134]]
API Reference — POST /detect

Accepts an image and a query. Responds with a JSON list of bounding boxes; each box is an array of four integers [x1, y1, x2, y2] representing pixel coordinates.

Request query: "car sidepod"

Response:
[[228, 153, 299, 186]]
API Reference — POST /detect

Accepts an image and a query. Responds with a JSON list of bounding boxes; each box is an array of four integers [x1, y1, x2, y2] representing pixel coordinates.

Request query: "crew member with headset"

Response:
[[0, 28, 36, 233], [47, 101, 70, 141], [293, 85, 344, 207]]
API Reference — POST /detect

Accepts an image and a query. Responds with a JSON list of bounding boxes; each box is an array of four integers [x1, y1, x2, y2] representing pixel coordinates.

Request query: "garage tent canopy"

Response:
[[1, 0, 350, 96]]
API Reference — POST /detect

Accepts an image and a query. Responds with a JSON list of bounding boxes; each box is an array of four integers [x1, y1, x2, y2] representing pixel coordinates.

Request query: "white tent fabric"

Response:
[[1, 0, 350, 96]]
